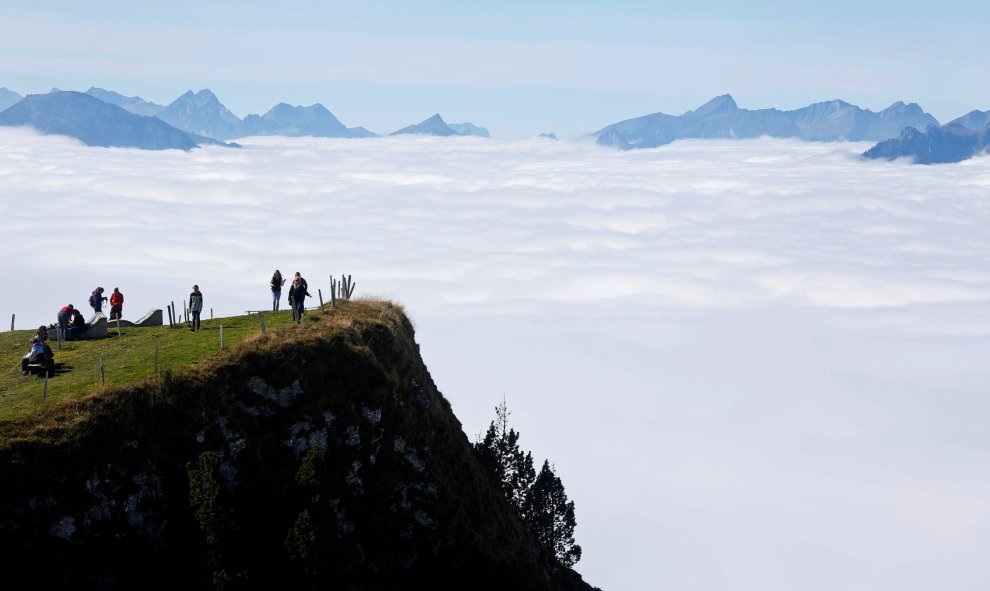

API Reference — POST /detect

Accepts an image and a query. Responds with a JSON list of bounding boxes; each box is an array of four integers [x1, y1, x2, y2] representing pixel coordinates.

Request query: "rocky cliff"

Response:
[[0, 301, 597, 591]]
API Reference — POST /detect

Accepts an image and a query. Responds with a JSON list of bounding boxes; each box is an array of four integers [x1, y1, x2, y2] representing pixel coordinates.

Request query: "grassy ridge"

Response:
[[0, 310, 306, 424]]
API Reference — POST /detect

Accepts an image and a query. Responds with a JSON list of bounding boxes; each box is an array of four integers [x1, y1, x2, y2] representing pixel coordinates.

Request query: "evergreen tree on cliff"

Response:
[[474, 399, 536, 512], [475, 400, 582, 566], [523, 461, 582, 567]]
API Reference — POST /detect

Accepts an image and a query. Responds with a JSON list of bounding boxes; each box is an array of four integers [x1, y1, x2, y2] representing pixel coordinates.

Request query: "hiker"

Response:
[[89, 287, 107, 313], [271, 269, 284, 312], [288, 273, 311, 323], [67, 308, 88, 340], [109, 287, 124, 320], [189, 285, 203, 331], [56, 304, 74, 341], [21, 335, 54, 375]]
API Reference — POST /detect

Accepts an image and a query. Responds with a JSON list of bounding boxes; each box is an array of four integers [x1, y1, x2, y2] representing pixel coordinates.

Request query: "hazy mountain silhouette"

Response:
[[0, 88, 22, 113], [947, 110, 990, 131], [863, 123, 990, 164], [85, 87, 165, 117], [157, 89, 244, 141], [595, 94, 940, 149], [241, 103, 376, 138], [447, 122, 490, 138], [0, 91, 200, 150], [390, 114, 463, 136]]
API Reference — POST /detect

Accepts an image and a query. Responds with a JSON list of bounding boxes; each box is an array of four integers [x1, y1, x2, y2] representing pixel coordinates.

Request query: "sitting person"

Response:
[[67, 308, 88, 340], [21, 336, 53, 375]]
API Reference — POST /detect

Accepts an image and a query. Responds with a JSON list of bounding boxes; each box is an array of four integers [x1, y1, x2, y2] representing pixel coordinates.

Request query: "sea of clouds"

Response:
[[2, 128, 990, 591]]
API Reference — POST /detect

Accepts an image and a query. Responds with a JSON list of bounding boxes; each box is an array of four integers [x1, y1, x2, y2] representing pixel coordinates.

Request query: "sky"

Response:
[[2, 130, 990, 590], [2, 1, 990, 137]]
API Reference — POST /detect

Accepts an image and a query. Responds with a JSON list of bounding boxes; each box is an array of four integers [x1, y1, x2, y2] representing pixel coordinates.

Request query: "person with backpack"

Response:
[[288, 273, 311, 323], [189, 285, 204, 331], [270, 269, 284, 312], [109, 287, 124, 320], [89, 287, 107, 313]]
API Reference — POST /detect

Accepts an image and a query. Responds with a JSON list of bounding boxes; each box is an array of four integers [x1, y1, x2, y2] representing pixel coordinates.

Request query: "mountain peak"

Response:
[[692, 94, 738, 116]]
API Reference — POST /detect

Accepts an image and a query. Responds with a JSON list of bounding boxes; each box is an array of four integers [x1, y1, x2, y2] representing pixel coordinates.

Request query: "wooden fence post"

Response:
[[171, 301, 176, 327], [210, 307, 213, 320], [9, 314, 13, 332], [258, 311, 266, 334], [318, 289, 324, 309], [100, 357, 105, 386], [115, 318, 122, 337], [219, 325, 224, 350]]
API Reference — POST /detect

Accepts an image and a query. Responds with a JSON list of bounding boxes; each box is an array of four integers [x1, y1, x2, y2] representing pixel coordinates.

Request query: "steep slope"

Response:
[[390, 113, 463, 136], [0, 91, 199, 150], [0, 87, 22, 112], [157, 89, 244, 141], [595, 94, 941, 149], [86, 87, 166, 117], [0, 301, 598, 591]]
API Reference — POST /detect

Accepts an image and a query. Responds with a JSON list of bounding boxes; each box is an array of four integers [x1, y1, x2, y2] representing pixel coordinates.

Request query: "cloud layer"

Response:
[[2, 130, 990, 590]]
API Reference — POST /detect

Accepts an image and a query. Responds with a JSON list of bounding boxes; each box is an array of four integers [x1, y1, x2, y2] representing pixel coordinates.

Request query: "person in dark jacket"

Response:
[[288, 274, 310, 323], [189, 285, 204, 331], [67, 309, 87, 340], [109, 287, 124, 320], [270, 269, 284, 312], [89, 287, 107, 313]]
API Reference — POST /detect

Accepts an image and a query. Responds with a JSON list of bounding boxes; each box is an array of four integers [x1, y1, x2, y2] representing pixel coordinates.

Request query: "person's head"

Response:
[[113, 287, 120, 293], [192, 284, 199, 292], [67, 304, 74, 310], [97, 287, 104, 293], [294, 272, 301, 277]]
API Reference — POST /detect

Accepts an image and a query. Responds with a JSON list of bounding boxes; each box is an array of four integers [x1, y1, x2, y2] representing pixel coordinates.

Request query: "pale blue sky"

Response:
[[2, 0, 988, 136]]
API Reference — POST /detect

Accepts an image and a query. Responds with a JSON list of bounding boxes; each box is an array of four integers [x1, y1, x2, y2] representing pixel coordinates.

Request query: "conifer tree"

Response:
[[522, 460, 582, 567], [474, 398, 535, 513]]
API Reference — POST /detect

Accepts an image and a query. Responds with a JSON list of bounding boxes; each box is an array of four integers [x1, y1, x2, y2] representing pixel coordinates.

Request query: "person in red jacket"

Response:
[[109, 287, 124, 320]]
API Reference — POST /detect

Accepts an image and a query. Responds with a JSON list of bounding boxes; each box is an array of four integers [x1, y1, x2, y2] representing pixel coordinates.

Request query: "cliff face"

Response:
[[0, 301, 596, 591]]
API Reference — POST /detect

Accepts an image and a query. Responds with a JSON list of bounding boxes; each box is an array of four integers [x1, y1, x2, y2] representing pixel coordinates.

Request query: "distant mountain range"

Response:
[[4, 85, 990, 163], [594, 94, 941, 149], [0, 91, 206, 150], [1, 86, 490, 146]]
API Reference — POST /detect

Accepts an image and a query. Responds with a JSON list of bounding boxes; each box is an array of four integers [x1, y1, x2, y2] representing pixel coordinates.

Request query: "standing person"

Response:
[[189, 285, 203, 332], [89, 287, 107, 313], [288, 273, 311, 323], [109, 287, 124, 320], [56, 304, 74, 341], [270, 269, 284, 312]]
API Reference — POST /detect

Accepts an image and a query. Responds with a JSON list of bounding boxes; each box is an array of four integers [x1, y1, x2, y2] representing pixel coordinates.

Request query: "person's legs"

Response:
[[57, 313, 68, 341], [21, 357, 29, 374], [273, 290, 280, 311], [193, 310, 201, 330], [294, 299, 304, 322]]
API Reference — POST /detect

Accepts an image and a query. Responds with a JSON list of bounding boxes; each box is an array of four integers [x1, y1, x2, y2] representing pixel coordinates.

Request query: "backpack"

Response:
[[90, 292, 100, 309]]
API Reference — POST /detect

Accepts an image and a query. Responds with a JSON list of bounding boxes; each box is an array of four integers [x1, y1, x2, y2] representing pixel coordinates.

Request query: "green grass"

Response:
[[0, 310, 311, 424]]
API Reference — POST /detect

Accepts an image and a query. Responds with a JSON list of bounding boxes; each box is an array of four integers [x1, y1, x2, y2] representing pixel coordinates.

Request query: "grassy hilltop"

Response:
[[0, 300, 597, 591], [0, 309, 301, 427]]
